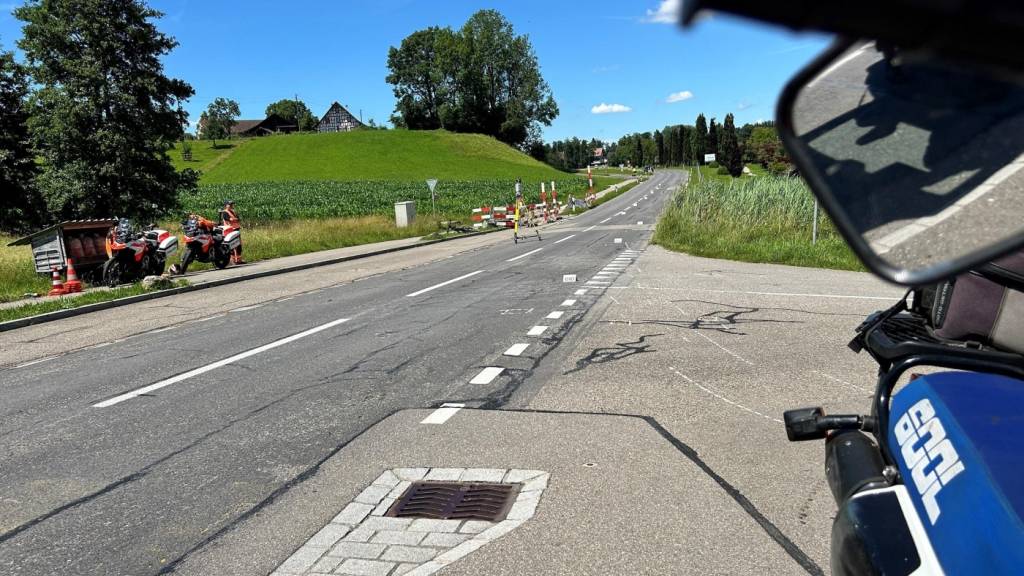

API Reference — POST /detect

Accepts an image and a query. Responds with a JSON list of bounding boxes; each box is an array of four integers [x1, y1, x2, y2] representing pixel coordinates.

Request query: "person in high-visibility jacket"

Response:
[[218, 200, 245, 264]]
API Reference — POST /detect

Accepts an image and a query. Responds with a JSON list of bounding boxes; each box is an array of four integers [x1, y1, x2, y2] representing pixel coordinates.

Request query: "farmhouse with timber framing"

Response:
[[198, 113, 297, 138], [318, 101, 363, 133]]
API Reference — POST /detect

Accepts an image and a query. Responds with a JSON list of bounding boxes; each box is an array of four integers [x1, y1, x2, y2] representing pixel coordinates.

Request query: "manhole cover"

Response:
[[387, 481, 520, 522]]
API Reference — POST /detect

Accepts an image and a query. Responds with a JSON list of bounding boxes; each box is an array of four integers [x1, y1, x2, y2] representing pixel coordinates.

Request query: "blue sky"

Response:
[[0, 0, 829, 143]]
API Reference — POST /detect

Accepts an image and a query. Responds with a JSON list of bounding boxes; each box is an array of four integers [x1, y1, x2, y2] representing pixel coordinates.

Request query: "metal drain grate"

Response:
[[387, 481, 520, 521]]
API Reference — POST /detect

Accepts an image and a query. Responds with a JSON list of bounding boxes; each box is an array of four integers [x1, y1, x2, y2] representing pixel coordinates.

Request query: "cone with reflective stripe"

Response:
[[47, 267, 66, 296], [64, 258, 83, 293]]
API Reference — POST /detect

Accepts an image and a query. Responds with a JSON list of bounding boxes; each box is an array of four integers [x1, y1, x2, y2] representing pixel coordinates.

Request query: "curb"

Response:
[[0, 230, 495, 333]]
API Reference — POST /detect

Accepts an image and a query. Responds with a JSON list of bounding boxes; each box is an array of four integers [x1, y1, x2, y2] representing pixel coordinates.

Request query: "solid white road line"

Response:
[[93, 317, 352, 408], [507, 247, 543, 262], [527, 325, 548, 336], [561, 299, 576, 306], [599, 218, 611, 223], [546, 311, 564, 319], [586, 281, 611, 285], [504, 343, 530, 356], [583, 225, 597, 231], [421, 403, 465, 425], [406, 270, 484, 297], [574, 289, 588, 296], [553, 234, 576, 244], [470, 366, 505, 384]]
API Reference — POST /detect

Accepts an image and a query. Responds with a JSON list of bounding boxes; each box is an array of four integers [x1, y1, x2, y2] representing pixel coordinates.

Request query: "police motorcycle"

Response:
[[681, 1, 1024, 574]]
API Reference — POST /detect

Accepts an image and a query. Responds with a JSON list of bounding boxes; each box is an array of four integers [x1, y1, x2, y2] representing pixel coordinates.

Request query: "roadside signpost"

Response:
[[704, 153, 716, 163], [426, 178, 438, 214]]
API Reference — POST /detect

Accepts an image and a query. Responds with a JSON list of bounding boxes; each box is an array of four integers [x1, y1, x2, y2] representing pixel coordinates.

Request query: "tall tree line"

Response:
[[539, 137, 604, 172]]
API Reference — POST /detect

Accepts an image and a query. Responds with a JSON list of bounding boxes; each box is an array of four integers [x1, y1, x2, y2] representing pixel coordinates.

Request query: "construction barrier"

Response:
[[47, 267, 65, 297], [64, 258, 83, 293]]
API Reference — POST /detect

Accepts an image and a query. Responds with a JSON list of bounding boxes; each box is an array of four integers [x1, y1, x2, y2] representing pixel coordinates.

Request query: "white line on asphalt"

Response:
[[93, 317, 352, 408], [672, 369, 783, 424], [420, 403, 465, 424], [583, 225, 597, 231], [14, 355, 57, 369], [231, 304, 263, 313], [574, 289, 588, 295], [695, 331, 754, 365], [813, 370, 872, 394], [631, 286, 900, 301], [561, 299, 576, 306], [599, 218, 611, 223], [637, 221, 644, 225], [614, 238, 622, 244], [527, 325, 548, 336], [586, 281, 611, 285], [553, 234, 576, 244], [405, 270, 484, 297], [504, 343, 530, 356], [546, 311, 564, 319], [507, 248, 543, 262], [470, 366, 504, 384]]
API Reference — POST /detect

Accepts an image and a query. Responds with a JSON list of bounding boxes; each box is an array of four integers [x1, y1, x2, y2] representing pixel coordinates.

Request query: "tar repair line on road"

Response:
[[93, 317, 352, 408]]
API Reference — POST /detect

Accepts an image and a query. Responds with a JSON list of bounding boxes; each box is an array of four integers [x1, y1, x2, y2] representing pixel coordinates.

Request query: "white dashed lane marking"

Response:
[[420, 403, 465, 424], [406, 270, 484, 297], [574, 289, 588, 296], [527, 325, 549, 337], [561, 299, 576, 306], [553, 234, 576, 244], [470, 366, 504, 384], [546, 311, 564, 320], [504, 343, 530, 356], [507, 247, 543, 262]]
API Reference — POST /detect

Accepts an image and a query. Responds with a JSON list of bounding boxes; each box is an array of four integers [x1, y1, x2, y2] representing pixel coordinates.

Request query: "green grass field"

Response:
[[653, 169, 863, 271], [173, 130, 569, 183]]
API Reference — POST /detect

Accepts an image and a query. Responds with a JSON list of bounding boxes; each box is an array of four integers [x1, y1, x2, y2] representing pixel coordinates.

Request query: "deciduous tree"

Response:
[[266, 98, 318, 131], [16, 0, 196, 223], [202, 97, 240, 146], [387, 10, 558, 148]]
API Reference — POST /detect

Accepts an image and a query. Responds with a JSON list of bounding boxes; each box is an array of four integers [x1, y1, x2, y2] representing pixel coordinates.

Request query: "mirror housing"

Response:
[[777, 39, 1024, 285]]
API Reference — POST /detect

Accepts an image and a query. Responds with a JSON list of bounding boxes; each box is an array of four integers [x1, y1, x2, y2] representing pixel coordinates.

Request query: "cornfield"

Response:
[[182, 179, 591, 222]]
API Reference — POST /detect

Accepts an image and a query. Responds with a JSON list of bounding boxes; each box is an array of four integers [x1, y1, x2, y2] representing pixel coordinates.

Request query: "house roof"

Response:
[[230, 120, 263, 135], [319, 101, 362, 125]]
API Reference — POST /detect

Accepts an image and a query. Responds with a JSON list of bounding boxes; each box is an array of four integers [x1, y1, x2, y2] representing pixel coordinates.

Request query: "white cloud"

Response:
[[643, 0, 680, 24], [737, 100, 752, 110], [591, 103, 632, 114], [665, 90, 693, 103]]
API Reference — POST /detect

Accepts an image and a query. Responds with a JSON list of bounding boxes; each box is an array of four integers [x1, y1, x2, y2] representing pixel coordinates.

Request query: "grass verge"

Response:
[[653, 170, 863, 271], [0, 281, 189, 324]]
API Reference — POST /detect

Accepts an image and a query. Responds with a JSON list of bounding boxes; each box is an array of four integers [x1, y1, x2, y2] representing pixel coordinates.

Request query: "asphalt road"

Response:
[[0, 171, 684, 575]]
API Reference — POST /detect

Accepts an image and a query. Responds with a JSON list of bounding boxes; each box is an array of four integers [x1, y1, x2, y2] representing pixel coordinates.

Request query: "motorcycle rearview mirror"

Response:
[[778, 39, 1024, 286]]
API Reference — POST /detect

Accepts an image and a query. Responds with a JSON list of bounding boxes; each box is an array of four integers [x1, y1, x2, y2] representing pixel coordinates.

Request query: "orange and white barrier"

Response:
[[47, 267, 66, 297], [64, 258, 83, 293]]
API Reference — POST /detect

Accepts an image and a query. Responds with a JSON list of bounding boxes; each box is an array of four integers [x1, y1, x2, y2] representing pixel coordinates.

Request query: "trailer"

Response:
[[8, 219, 118, 282]]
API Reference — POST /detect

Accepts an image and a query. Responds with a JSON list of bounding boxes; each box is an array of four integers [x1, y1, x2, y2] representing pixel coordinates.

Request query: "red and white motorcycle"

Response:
[[170, 216, 241, 275], [102, 218, 178, 286]]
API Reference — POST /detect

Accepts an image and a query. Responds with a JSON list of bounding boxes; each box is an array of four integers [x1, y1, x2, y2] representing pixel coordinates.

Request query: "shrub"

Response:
[[716, 166, 730, 176], [707, 161, 719, 168], [768, 161, 791, 176]]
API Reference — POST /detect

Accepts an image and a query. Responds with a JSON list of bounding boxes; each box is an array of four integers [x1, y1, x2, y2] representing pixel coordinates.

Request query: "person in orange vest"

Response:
[[218, 200, 245, 264]]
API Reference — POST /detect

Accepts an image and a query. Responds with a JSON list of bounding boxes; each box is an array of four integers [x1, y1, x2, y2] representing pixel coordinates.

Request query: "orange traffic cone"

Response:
[[64, 258, 83, 293], [47, 267, 66, 297]]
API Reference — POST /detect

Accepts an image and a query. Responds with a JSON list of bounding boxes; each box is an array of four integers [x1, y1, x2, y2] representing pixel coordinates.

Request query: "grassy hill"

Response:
[[173, 130, 569, 183]]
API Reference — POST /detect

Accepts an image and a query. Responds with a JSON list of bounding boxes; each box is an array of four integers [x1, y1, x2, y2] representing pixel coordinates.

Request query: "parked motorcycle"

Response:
[[677, 2, 1024, 574], [171, 216, 241, 275], [102, 218, 177, 287]]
